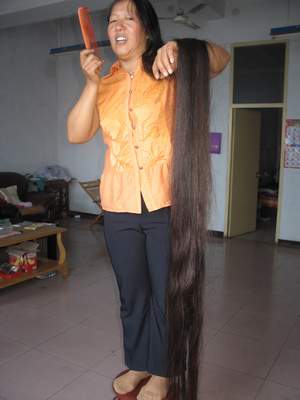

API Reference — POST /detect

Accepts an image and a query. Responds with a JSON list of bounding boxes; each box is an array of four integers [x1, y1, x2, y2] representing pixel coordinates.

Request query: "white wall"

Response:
[[0, 21, 58, 174], [279, 38, 300, 241]]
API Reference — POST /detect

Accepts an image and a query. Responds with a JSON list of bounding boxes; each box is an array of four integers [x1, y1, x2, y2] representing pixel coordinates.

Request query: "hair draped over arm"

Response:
[[167, 38, 211, 400]]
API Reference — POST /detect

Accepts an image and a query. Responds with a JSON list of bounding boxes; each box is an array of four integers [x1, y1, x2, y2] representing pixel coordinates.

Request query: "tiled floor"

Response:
[[239, 219, 277, 244], [0, 217, 300, 400]]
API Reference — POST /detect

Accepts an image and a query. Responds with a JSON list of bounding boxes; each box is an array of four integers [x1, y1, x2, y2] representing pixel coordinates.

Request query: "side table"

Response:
[[0, 226, 68, 289]]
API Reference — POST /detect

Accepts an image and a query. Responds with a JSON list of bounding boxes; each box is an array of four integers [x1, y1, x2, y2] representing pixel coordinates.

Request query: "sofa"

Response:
[[0, 172, 56, 223]]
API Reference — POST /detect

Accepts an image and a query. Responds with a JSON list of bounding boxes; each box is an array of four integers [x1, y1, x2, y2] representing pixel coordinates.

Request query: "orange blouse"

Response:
[[97, 43, 230, 214]]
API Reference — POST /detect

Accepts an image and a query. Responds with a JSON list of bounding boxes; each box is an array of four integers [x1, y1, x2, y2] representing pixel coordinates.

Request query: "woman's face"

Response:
[[107, 0, 147, 61]]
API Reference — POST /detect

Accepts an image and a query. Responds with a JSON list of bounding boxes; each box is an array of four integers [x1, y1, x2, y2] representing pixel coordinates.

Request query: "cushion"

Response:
[[0, 185, 22, 205]]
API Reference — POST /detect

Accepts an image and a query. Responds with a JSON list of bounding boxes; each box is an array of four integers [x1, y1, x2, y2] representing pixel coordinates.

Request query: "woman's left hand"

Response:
[[152, 41, 178, 80]]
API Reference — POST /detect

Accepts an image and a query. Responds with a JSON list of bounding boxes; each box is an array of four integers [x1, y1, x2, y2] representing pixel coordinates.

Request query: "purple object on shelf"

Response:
[[210, 132, 222, 154]]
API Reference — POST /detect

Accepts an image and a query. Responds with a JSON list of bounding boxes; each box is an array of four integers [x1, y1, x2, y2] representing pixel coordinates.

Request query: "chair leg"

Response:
[[89, 213, 104, 228]]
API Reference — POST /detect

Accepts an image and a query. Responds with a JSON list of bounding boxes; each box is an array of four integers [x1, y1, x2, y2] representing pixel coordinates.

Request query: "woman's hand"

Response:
[[152, 41, 178, 80], [80, 49, 104, 86], [153, 40, 230, 80]]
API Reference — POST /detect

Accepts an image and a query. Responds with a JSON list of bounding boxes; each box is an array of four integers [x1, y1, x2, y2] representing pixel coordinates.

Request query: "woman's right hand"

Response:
[[80, 49, 104, 85]]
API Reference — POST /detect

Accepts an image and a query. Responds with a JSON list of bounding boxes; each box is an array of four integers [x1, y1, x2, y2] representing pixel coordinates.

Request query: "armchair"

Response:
[[0, 172, 56, 223]]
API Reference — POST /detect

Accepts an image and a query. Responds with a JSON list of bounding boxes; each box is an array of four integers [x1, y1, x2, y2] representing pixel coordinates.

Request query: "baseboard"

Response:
[[69, 210, 99, 218], [208, 230, 224, 238], [278, 239, 300, 248]]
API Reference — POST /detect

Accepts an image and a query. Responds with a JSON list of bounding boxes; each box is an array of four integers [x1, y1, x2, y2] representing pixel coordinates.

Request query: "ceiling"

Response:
[[0, 0, 225, 30]]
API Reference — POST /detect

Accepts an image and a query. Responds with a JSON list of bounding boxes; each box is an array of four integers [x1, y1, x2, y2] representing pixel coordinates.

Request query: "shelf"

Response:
[[0, 226, 66, 248], [0, 258, 66, 289]]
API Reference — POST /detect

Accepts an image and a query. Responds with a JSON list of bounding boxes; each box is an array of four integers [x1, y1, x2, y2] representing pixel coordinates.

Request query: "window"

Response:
[[233, 43, 285, 104]]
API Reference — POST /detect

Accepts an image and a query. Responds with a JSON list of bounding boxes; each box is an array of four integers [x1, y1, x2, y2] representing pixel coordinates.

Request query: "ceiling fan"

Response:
[[158, 3, 207, 30]]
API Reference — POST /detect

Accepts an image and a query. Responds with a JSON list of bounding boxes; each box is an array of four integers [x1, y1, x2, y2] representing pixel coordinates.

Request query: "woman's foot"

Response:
[[113, 370, 152, 395], [137, 375, 170, 400]]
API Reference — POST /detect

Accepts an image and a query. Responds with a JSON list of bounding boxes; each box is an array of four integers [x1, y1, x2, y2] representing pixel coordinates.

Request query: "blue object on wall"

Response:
[[49, 40, 110, 55], [270, 24, 300, 36]]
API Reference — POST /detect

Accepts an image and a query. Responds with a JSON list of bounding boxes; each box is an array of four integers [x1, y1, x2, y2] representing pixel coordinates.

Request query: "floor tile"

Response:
[[0, 295, 40, 321], [268, 348, 300, 388], [203, 299, 242, 332], [221, 310, 293, 347], [256, 381, 300, 399], [79, 306, 122, 338], [48, 371, 113, 400], [202, 327, 219, 346], [0, 306, 76, 346], [198, 362, 263, 399], [36, 288, 114, 324], [0, 349, 84, 400], [239, 290, 300, 322], [0, 333, 30, 366], [285, 318, 300, 352], [37, 324, 120, 368], [203, 331, 280, 378], [92, 352, 126, 379]]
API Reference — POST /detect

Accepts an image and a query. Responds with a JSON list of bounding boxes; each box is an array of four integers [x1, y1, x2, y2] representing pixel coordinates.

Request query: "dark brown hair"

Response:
[[107, 0, 163, 76], [167, 38, 211, 400]]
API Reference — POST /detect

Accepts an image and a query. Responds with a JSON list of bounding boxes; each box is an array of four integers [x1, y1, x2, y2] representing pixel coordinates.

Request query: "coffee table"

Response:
[[0, 225, 68, 289]]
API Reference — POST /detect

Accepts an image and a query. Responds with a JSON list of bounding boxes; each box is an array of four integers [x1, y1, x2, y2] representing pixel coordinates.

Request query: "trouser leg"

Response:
[[103, 210, 151, 371], [142, 206, 171, 377], [103, 197, 171, 377]]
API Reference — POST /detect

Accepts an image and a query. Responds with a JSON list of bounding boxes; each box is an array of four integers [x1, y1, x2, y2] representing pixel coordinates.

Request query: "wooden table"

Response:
[[0, 226, 68, 289]]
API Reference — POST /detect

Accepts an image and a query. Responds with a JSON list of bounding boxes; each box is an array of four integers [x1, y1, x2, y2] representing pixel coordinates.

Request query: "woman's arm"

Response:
[[152, 40, 230, 80], [67, 49, 103, 144], [67, 84, 100, 144], [206, 41, 231, 78]]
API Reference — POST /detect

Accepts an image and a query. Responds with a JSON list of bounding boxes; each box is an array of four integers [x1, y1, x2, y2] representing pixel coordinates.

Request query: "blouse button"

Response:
[[134, 145, 139, 149], [139, 166, 143, 170]]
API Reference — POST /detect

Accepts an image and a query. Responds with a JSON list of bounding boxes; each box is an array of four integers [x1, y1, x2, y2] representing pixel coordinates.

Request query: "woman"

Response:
[[67, 1, 230, 399]]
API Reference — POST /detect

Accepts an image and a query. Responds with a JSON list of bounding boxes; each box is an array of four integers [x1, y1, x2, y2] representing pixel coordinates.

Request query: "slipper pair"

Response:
[[112, 369, 152, 399]]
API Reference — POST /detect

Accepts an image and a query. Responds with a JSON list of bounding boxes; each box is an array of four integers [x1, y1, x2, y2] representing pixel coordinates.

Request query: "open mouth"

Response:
[[115, 35, 128, 44]]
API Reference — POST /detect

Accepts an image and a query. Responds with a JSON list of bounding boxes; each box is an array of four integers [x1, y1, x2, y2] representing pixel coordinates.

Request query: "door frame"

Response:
[[224, 39, 289, 242]]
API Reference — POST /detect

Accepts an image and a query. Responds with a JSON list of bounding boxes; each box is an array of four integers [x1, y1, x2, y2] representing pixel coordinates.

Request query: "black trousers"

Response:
[[103, 195, 170, 377]]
